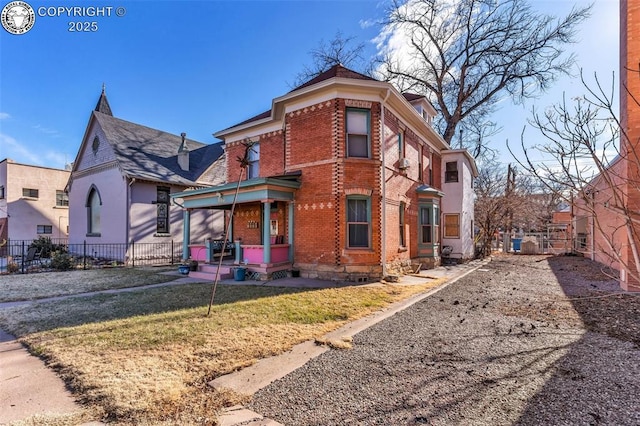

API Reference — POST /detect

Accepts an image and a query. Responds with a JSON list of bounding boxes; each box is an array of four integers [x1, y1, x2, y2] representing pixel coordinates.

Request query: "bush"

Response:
[[50, 251, 73, 271], [29, 236, 67, 258], [6, 262, 18, 273]]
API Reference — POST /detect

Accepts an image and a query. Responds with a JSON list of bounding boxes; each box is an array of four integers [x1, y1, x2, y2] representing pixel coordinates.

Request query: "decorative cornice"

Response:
[[72, 161, 119, 179]]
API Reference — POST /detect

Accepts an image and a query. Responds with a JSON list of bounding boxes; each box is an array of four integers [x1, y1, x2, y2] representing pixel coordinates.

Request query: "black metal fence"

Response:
[[1, 238, 183, 273]]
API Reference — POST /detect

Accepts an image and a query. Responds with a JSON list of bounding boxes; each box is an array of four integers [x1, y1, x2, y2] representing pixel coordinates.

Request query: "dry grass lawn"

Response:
[[0, 274, 445, 425], [0, 267, 176, 302]]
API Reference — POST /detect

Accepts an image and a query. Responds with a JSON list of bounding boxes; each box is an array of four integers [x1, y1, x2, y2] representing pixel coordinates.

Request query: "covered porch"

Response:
[[172, 176, 300, 280]]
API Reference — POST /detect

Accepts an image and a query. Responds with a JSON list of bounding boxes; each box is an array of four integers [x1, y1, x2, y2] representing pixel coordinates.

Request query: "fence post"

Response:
[[83, 240, 87, 270], [171, 240, 174, 265], [21, 240, 25, 274], [130, 240, 135, 268]]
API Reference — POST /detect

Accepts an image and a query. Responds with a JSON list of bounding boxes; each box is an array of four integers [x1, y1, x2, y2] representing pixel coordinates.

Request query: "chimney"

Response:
[[178, 132, 189, 171]]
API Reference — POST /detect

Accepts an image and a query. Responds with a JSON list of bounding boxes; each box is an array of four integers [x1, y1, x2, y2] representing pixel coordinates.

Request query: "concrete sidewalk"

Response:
[[0, 259, 487, 425], [0, 329, 88, 425]]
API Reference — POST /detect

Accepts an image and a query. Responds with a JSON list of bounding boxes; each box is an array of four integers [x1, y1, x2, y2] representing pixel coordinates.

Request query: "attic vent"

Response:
[[92, 136, 100, 154]]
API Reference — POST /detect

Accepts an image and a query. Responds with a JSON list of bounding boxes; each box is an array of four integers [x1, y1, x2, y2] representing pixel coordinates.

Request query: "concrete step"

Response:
[[189, 269, 233, 281]]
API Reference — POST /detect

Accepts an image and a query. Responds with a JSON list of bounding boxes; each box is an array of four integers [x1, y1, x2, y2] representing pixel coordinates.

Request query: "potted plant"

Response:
[[189, 259, 199, 271], [178, 259, 191, 275]]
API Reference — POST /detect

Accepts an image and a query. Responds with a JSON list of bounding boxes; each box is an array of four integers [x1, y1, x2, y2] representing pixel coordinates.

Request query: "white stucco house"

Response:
[[440, 149, 478, 261], [66, 89, 226, 263]]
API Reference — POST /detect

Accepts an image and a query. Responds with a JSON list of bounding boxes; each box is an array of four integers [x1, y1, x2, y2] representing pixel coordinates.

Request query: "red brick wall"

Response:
[[225, 130, 284, 182], [620, 0, 640, 290], [222, 96, 442, 280]]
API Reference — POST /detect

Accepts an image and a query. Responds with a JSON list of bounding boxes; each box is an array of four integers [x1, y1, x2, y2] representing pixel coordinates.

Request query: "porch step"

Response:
[[189, 264, 234, 281]]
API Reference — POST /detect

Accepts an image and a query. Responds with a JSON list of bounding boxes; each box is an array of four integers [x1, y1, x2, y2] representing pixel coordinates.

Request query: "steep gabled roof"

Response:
[[92, 111, 223, 186]]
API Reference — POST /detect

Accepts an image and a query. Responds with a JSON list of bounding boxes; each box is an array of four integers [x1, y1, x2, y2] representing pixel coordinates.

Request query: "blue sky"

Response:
[[0, 0, 619, 170]]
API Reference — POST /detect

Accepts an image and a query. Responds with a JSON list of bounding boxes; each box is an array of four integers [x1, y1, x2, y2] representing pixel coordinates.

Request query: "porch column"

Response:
[[263, 201, 271, 264], [182, 209, 191, 260], [288, 201, 294, 262]]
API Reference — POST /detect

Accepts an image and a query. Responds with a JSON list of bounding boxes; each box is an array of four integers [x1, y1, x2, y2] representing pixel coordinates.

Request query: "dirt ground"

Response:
[[248, 254, 640, 425]]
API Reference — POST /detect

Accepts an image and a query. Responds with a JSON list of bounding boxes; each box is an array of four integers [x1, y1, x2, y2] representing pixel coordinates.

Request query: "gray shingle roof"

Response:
[[93, 111, 224, 186], [218, 64, 378, 132]]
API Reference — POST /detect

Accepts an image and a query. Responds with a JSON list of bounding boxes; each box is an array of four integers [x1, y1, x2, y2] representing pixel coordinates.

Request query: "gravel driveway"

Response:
[[248, 255, 640, 425]]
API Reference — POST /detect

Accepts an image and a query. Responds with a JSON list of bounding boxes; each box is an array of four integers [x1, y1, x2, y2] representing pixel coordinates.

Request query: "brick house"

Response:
[[572, 0, 640, 291], [173, 65, 477, 281], [66, 89, 226, 264], [0, 159, 70, 243]]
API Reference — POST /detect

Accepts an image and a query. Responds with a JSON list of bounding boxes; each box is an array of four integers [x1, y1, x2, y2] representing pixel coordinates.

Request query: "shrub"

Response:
[[29, 236, 67, 258], [50, 251, 73, 271]]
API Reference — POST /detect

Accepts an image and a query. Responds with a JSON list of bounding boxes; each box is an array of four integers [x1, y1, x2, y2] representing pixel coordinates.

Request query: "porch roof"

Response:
[[171, 176, 301, 209], [416, 184, 445, 197]]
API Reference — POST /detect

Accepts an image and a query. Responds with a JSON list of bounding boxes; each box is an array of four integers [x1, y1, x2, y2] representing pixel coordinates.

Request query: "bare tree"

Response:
[[377, 0, 591, 149], [474, 160, 557, 257], [292, 31, 370, 87], [513, 71, 640, 284]]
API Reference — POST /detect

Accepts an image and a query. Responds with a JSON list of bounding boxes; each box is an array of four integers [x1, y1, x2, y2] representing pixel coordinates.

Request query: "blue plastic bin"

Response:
[[512, 238, 522, 252], [234, 267, 246, 281]]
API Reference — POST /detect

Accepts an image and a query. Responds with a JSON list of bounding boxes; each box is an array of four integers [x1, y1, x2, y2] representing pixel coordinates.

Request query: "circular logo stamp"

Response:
[[1, 1, 35, 35]]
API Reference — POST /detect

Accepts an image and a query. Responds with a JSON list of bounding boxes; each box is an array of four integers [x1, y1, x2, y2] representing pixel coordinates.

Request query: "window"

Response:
[[37, 225, 52, 234], [346, 108, 370, 158], [444, 214, 460, 238], [399, 202, 406, 247], [0, 185, 4, 199], [92, 136, 100, 154], [420, 207, 432, 244], [87, 186, 101, 235], [445, 161, 458, 183], [247, 143, 260, 179], [56, 190, 69, 207], [347, 197, 370, 248], [22, 188, 39, 198], [157, 187, 170, 234], [420, 205, 440, 244], [418, 147, 424, 182]]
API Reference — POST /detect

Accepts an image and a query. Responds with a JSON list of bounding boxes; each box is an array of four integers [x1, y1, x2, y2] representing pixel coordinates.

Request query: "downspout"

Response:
[[381, 89, 391, 278], [127, 177, 135, 262]]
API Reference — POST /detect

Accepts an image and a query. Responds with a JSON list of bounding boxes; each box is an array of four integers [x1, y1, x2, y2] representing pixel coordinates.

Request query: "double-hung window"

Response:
[[346, 108, 370, 158], [399, 202, 406, 247], [56, 190, 69, 207], [247, 143, 260, 178], [420, 204, 440, 244], [445, 161, 459, 183], [347, 196, 370, 248]]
